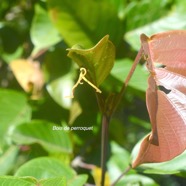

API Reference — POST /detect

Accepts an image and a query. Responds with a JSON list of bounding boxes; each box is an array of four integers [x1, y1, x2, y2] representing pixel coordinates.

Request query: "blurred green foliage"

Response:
[[0, 0, 186, 185]]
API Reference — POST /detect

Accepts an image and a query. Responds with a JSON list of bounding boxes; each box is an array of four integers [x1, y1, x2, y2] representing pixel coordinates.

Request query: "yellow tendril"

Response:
[[65, 68, 102, 98]]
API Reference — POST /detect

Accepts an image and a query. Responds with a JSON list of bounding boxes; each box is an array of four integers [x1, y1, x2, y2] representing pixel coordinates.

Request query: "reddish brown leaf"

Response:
[[132, 30, 186, 168]]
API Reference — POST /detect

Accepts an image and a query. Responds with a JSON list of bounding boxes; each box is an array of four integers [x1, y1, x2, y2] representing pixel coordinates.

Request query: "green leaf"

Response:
[[116, 174, 158, 186], [106, 0, 127, 20], [15, 157, 87, 186], [30, 4, 61, 56], [10, 120, 72, 154], [0, 146, 19, 175], [107, 142, 158, 185], [0, 176, 66, 186], [107, 142, 132, 182], [2, 46, 23, 64], [111, 59, 148, 92], [44, 48, 72, 81], [47, 0, 123, 48], [0, 176, 37, 186], [15, 157, 75, 179], [39, 177, 67, 186], [0, 89, 31, 148], [67, 35, 115, 86], [124, 0, 172, 31], [125, 12, 186, 51], [39, 177, 66, 186], [47, 73, 74, 109], [67, 174, 88, 186]]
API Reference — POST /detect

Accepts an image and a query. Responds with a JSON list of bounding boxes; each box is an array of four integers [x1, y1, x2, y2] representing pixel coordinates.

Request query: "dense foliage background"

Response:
[[1, 0, 186, 185]]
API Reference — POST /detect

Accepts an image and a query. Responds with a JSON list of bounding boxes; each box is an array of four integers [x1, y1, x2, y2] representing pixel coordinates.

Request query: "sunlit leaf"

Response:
[[111, 59, 148, 92], [15, 157, 87, 186], [124, 0, 172, 31], [116, 174, 158, 186], [15, 157, 75, 178], [10, 59, 44, 98], [47, 0, 123, 48], [39, 177, 66, 186], [132, 31, 186, 168], [125, 13, 186, 51], [67, 174, 88, 186], [0, 146, 19, 175], [47, 73, 74, 109], [30, 4, 61, 57], [0, 176, 37, 186], [67, 35, 115, 86], [0, 89, 31, 148], [10, 120, 72, 154], [107, 142, 132, 182]]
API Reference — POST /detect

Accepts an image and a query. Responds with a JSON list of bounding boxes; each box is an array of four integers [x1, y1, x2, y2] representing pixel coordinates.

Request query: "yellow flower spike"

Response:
[[65, 68, 102, 98]]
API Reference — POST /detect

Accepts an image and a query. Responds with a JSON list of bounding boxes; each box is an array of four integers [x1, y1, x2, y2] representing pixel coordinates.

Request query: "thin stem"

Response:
[[124, 47, 143, 87], [98, 47, 143, 185], [101, 114, 110, 186], [111, 47, 143, 114], [111, 166, 131, 186]]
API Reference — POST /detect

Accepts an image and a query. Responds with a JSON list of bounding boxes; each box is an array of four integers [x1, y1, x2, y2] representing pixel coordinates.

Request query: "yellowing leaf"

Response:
[[92, 167, 110, 186], [10, 59, 44, 98]]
